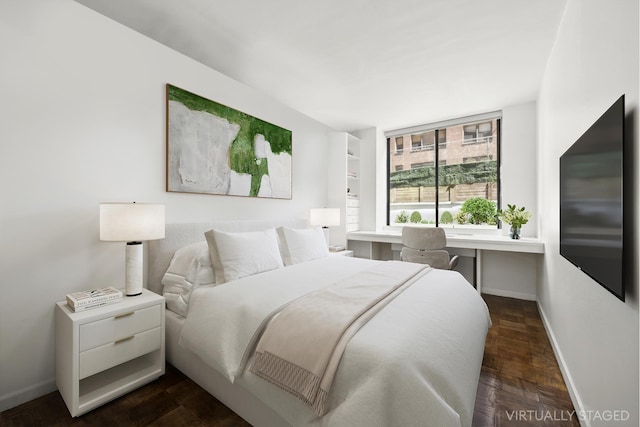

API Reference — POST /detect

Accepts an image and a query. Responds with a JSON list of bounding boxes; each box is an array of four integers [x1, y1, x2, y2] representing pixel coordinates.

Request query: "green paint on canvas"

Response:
[[168, 84, 292, 196]]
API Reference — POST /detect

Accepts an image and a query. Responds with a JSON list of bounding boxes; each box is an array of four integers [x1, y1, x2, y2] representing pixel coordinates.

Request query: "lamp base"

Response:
[[125, 242, 143, 296], [322, 226, 330, 246]]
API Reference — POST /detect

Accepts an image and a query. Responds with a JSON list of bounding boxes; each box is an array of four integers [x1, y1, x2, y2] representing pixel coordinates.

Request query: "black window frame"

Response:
[[386, 118, 502, 227]]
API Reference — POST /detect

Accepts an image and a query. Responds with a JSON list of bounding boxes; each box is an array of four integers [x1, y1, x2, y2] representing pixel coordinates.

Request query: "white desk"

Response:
[[347, 230, 544, 294]]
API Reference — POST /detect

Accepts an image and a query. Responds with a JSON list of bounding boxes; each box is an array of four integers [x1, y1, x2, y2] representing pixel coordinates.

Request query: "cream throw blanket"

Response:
[[249, 261, 430, 416]]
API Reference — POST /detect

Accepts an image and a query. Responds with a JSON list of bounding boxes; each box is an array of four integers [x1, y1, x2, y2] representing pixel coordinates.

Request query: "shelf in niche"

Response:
[[330, 131, 362, 241]]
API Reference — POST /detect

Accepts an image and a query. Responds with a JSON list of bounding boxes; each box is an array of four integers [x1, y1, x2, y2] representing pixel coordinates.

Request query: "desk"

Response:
[[347, 230, 544, 294]]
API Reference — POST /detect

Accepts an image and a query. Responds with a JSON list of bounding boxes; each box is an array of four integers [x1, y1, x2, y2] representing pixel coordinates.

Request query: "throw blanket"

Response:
[[249, 261, 430, 415]]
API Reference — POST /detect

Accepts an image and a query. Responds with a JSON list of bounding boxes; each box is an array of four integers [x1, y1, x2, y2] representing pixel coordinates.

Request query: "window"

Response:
[[411, 135, 422, 151], [463, 155, 493, 164], [410, 162, 432, 169], [395, 137, 404, 154], [463, 121, 493, 144], [438, 129, 447, 148], [387, 113, 500, 227]]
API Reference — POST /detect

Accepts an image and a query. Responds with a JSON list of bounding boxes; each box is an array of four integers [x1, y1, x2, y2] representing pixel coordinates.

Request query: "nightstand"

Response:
[[55, 288, 165, 417], [330, 250, 354, 257]]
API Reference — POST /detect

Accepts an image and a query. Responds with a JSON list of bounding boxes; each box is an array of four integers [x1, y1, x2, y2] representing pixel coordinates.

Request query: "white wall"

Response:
[[537, 0, 639, 425], [479, 101, 539, 299], [501, 101, 538, 238], [0, 0, 332, 410]]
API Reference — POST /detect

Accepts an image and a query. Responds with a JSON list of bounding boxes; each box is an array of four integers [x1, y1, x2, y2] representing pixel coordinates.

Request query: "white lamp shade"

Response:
[[100, 203, 165, 242], [310, 208, 340, 227]]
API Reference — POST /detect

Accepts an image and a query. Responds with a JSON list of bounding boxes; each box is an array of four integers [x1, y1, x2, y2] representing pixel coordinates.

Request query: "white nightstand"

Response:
[[55, 288, 165, 417], [330, 250, 354, 257]]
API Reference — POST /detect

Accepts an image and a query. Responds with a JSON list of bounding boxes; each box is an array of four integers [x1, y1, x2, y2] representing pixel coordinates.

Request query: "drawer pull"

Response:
[[114, 312, 134, 320], [114, 336, 135, 345]]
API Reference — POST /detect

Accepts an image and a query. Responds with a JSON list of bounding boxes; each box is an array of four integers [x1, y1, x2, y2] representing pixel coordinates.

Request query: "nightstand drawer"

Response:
[[79, 305, 161, 352], [79, 326, 162, 379]]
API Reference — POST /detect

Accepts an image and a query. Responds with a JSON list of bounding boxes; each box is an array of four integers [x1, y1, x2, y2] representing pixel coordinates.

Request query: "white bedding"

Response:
[[179, 255, 491, 427]]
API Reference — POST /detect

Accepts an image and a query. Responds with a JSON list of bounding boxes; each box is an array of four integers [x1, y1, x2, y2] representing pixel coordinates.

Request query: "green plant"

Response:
[[497, 204, 532, 228], [410, 211, 422, 223], [440, 211, 454, 224], [455, 211, 468, 224], [395, 210, 409, 223], [459, 197, 497, 224]]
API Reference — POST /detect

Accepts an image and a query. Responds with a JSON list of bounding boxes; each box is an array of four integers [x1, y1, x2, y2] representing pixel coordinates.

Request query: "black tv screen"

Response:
[[559, 95, 625, 301]]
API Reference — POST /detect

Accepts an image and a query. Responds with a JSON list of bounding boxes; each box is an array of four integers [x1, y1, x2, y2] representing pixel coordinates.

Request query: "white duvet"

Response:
[[180, 256, 491, 427]]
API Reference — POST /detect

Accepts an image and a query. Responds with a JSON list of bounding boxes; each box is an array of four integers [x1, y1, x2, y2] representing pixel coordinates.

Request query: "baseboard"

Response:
[[536, 302, 589, 427], [481, 287, 536, 301], [0, 377, 56, 413]]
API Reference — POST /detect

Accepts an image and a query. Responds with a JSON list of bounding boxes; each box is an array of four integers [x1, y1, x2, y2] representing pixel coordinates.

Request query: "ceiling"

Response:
[[75, 0, 567, 132]]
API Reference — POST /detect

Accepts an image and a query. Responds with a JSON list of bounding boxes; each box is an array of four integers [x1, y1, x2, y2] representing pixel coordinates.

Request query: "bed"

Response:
[[147, 220, 491, 427]]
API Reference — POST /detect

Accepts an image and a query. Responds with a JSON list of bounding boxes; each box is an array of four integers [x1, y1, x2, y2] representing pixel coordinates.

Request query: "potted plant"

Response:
[[497, 204, 532, 239]]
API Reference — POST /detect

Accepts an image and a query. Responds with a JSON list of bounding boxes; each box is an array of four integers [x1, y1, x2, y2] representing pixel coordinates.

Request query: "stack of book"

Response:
[[66, 287, 122, 312]]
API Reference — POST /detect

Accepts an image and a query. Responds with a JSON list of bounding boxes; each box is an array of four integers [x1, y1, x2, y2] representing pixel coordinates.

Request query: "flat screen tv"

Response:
[[559, 95, 625, 301]]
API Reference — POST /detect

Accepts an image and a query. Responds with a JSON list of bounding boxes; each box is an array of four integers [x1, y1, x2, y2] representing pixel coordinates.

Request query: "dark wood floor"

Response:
[[474, 295, 579, 427], [1, 295, 578, 427]]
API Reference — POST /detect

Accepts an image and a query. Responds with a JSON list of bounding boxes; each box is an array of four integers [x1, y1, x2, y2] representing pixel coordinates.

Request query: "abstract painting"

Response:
[[166, 84, 292, 199]]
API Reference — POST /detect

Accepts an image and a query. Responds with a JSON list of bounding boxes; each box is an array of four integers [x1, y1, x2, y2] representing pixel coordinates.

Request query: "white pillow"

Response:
[[205, 228, 284, 283], [161, 241, 215, 316], [277, 226, 329, 266]]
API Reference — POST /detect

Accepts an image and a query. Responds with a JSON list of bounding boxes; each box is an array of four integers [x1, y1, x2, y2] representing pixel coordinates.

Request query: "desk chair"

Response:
[[400, 226, 459, 270]]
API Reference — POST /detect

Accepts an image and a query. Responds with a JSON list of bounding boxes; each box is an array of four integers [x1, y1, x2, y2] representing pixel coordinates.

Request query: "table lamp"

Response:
[[100, 202, 165, 296], [310, 208, 340, 245]]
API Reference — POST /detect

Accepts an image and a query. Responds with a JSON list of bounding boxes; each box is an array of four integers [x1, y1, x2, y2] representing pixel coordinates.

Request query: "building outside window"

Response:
[[395, 137, 404, 154], [438, 129, 447, 148], [463, 121, 493, 144], [411, 134, 423, 151], [410, 161, 433, 169], [387, 114, 500, 227]]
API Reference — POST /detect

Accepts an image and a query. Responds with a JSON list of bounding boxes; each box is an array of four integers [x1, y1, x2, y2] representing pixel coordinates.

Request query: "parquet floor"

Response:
[[473, 295, 580, 427], [1, 295, 578, 426]]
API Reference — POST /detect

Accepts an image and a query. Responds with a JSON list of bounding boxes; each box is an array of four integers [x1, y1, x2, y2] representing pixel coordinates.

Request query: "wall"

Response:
[[501, 101, 538, 238], [479, 101, 539, 300], [0, 0, 332, 410], [537, 0, 639, 425]]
